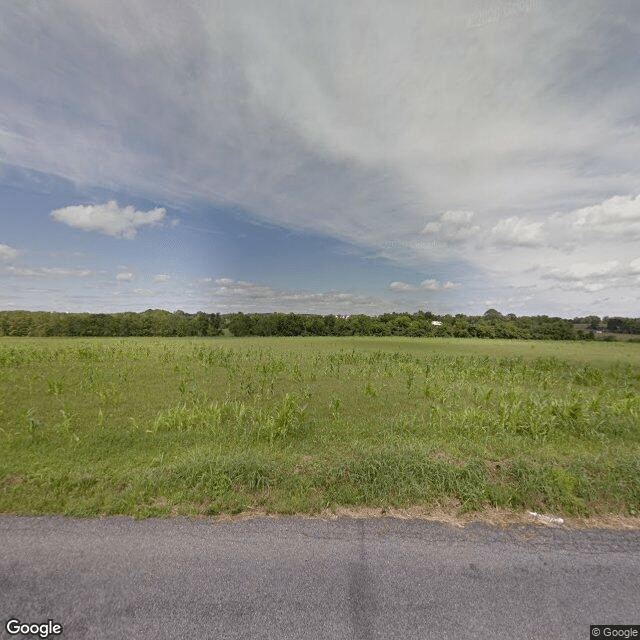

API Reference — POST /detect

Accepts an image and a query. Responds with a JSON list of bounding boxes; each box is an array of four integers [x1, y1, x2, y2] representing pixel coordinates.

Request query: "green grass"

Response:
[[1, 336, 639, 519]]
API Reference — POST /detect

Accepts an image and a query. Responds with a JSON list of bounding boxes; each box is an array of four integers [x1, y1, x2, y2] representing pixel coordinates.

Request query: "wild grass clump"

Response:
[[319, 449, 491, 511], [1, 336, 639, 518], [150, 393, 307, 444]]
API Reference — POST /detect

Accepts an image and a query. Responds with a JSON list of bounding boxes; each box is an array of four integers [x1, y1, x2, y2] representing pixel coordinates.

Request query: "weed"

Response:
[[329, 396, 342, 418], [26, 408, 43, 437], [363, 381, 377, 397]]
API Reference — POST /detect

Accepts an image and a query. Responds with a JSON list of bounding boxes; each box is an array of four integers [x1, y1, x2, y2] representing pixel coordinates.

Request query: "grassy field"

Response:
[[1, 336, 639, 521]]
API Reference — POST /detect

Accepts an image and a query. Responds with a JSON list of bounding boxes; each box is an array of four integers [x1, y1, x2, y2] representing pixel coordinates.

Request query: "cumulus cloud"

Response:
[[572, 193, 640, 239], [420, 279, 440, 291], [154, 274, 171, 282], [0, 243, 20, 260], [490, 216, 544, 247], [419, 211, 544, 250], [116, 271, 134, 281], [50, 201, 166, 239], [389, 281, 414, 291], [421, 210, 480, 245]]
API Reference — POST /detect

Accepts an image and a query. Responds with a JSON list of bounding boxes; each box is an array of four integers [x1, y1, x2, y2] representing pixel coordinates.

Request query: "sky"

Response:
[[1, 0, 640, 317]]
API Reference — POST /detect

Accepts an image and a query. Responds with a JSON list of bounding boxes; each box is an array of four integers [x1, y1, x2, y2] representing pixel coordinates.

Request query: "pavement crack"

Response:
[[348, 520, 376, 640]]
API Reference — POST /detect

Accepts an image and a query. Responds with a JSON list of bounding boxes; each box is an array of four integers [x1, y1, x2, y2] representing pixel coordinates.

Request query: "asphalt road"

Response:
[[1, 515, 639, 640]]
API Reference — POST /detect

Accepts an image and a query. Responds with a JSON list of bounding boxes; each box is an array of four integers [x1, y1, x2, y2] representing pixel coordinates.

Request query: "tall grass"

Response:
[[0, 336, 638, 518]]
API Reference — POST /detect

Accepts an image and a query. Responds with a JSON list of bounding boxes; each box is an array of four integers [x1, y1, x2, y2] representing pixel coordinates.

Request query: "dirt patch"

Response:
[[201, 503, 640, 529], [484, 459, 511, 482]]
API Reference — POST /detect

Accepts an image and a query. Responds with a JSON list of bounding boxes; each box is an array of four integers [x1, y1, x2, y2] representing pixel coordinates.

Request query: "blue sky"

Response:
[[1, 1, 640, 316]]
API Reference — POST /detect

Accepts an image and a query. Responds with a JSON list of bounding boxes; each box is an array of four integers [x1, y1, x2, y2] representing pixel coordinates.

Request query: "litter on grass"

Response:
[[528, 511, 564, 525]]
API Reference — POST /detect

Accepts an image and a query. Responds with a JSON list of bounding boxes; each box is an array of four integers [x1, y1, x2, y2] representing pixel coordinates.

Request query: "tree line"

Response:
[[226, 310, 578, 340], [0, 310, 222, 337], [1, 308, 637, 340]]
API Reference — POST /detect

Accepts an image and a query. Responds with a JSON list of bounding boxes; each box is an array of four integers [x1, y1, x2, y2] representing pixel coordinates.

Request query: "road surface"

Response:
[[1, 515, 639, 639]]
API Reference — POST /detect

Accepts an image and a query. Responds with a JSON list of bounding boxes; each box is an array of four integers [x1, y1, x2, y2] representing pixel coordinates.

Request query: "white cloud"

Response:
[[205, 277, 382, 313], [0, 244, 20, 260], [389, 279, 461, 292], [572, 193, 640, 239], [420, 210, 480, 245], [389, 281, 415, 291], [50, 201, 166, 239], [574, 194, 640, 225], [5, 266, 93, 277], [490, 216, 544, 247], [116, 271, 134, 281], [629, 257, 640, 274], [441, 210, 474, 225], [420, 279, 440, 291], [421, 223, 440, 235], [538, 259, 640, 294], [544, 261, 622, 281], [154, 274, 171, 282], [551, 280, 608, 293]]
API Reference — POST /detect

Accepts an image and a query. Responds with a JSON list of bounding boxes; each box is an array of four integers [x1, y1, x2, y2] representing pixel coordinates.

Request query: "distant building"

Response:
[[431, 321, 442, 326]]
